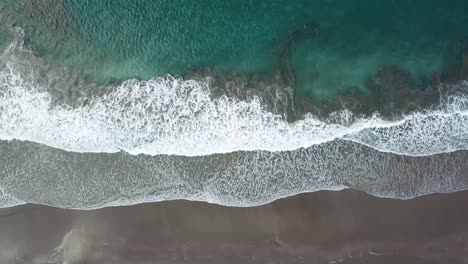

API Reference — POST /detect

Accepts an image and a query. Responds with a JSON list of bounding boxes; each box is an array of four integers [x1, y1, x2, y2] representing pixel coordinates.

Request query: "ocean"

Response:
[[0, 0, 468, 208]]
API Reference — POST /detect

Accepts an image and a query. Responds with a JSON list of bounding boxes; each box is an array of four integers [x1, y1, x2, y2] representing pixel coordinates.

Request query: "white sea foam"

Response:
[[0, 186, 24, 208], [1, 30, 468, 157], [1, 139, 467, 209]]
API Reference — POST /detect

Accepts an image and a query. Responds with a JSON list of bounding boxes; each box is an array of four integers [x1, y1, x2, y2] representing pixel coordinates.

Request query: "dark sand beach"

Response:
[[1, 189, 467, 263]]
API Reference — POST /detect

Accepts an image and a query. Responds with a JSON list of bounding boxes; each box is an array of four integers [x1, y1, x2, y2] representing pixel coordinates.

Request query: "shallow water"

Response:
[[2, 0, 468, 102], [1, 139, 468, 209]]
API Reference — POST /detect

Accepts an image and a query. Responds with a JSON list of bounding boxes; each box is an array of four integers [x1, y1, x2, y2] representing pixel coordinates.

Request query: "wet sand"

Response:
[[1, 189, 468, 263]]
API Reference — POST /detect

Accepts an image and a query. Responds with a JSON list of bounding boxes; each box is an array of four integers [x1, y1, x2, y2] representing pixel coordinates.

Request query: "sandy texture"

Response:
[[1, 189, 468, 263]]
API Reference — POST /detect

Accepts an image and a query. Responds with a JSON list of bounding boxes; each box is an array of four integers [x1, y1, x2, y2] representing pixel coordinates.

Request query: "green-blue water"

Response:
[[1, 0, 468, 108]]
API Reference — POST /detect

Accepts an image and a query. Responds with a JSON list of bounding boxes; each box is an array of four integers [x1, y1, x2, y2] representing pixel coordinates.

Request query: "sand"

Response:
[[0, 189, 467, 263]]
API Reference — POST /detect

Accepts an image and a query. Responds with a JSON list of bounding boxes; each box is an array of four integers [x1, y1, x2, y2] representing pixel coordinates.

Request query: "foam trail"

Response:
[[1, 29, 468, 157], [0, 139, 467, 209]]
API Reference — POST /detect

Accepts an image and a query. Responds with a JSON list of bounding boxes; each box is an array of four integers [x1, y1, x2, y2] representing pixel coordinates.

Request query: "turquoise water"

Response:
[[1, 0, 468, 107]]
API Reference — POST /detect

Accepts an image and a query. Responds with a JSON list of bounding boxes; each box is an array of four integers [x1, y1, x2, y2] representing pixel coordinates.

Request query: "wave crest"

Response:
[[1, 29, 468, 157]]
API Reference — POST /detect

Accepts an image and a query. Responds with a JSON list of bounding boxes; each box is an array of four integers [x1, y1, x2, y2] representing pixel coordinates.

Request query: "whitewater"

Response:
[[1, 29, 468, 209], [1, 32, 468, 157]]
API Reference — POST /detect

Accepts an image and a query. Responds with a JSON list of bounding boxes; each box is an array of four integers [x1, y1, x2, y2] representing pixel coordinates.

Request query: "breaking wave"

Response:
[[1, 30, 468, 157]]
